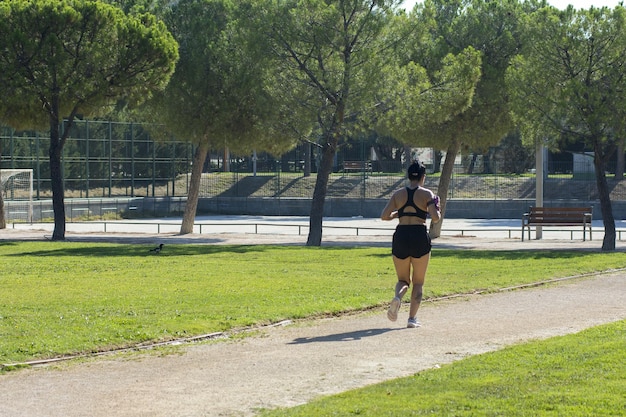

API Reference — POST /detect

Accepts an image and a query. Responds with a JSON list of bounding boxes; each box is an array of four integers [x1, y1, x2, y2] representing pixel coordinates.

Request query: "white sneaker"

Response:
[[387, 297, 401, 322], [407, 317, 421, 328]]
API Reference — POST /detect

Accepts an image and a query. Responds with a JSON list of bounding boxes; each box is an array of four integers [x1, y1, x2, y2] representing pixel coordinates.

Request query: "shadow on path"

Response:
[[288, 327, 402, 344]]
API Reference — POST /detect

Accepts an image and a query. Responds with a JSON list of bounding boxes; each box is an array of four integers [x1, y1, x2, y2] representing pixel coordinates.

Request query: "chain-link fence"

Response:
[[2, 121, 621, 202], [192, 170, 616, 201], [1, 122, 194, 199]]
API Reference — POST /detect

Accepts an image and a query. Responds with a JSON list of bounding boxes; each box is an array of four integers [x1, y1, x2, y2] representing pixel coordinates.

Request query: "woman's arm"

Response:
[[380, 193, 399, 221], [427, 193, 441, 223]]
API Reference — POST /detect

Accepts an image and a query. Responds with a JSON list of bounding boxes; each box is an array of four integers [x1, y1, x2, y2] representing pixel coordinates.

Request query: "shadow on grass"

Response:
[[9, 243, 387, 257], [7, 242, 606, 260], [288, 327, 403, 344], [432, 249, 597, 261], [363, 249, 599, 261], [8, 244, 278, 257], [0, 241, 21, 248]]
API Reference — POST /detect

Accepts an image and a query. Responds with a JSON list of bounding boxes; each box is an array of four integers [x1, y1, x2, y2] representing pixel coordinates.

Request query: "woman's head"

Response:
[[407, 160, 426, 181]]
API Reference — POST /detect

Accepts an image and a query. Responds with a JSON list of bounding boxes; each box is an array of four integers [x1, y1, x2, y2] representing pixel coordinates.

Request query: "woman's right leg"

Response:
[[407, 253, 430, 320], [392, 255, 411, 299]]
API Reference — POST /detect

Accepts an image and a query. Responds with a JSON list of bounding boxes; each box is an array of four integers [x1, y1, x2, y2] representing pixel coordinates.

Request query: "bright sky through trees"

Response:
[[401, 0, 623, 11]]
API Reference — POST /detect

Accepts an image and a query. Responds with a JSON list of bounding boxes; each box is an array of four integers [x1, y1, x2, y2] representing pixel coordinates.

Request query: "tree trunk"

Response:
[[433, 150, 443, 173], [0, 187, 5, 229], [304, 142, 311, 177], [467, 153, 477, 174], [180, 141, 210, 235], [223, 147, 230, 172], [0, 146, 4, 228], [615, 141, 624, 179], [429, 141, 461, 239], [50, 110, 66, 241], [306, 134, 337, 246], [594, 146, 615, 251]]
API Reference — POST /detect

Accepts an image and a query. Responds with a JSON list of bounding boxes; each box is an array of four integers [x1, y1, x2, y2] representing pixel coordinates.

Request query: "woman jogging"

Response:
[[380, 160, 441, 328]]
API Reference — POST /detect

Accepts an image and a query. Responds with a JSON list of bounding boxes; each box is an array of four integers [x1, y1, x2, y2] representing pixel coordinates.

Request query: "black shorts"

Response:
[[392, 224, 431, 259]]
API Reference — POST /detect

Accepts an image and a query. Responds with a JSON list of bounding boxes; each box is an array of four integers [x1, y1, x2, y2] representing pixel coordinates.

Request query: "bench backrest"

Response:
[[344, 161, 370, 168], [528, 207, 592, 223]]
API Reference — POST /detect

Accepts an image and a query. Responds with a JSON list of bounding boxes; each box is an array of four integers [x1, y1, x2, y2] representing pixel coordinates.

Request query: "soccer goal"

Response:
[[1, 169, 33, 223]]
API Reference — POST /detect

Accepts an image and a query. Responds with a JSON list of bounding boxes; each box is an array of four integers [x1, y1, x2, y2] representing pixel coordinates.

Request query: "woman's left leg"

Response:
[[408, 253, 430, 320]]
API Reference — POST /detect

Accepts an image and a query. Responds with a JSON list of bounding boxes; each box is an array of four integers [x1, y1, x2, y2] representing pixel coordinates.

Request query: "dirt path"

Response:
[[0, 269, 624, 417]]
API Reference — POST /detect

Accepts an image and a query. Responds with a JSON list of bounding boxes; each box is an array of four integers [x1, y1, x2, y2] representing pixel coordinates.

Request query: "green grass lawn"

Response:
[[1, 241, 625, 367], [1, 241, 624, 416]]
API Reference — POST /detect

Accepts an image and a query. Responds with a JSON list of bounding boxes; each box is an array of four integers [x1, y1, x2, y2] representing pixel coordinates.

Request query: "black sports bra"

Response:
[[398, 187, 427, 219]]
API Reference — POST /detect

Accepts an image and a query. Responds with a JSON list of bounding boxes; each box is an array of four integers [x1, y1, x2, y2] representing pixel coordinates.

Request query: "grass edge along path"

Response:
[[2, 242, 626, 368], [260, 319, 626, 417]]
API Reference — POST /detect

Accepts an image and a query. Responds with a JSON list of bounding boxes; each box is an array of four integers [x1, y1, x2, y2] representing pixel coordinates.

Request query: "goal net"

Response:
[[1, 169, 33, 223]]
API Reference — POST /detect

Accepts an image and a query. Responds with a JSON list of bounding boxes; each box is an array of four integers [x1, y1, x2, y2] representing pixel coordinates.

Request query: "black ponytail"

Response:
[[407, 160, 426, 181]]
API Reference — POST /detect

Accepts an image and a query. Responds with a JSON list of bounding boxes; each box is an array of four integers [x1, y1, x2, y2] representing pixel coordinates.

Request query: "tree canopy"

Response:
[[4, 0, 624, 249], [507, 4, 626, 250], [392, 0, 529, 237], [254, 0, 403, 245], [256, 0, 484, 245], [142, 0, 297, 234], [0, 0, 178, 240]]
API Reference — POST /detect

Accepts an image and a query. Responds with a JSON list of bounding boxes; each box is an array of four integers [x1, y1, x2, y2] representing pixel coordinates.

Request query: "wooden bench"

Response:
[[342, 161, 372, 173], [522, 206, 593, 241]]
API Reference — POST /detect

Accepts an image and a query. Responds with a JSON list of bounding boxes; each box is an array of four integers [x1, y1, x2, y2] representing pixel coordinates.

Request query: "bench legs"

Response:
[[581, 220, 592, 241], [522, 225, 592, 241]]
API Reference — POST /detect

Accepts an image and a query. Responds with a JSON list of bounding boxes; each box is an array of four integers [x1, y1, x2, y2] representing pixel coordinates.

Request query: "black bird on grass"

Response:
[[150, 243, 164, 254]]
